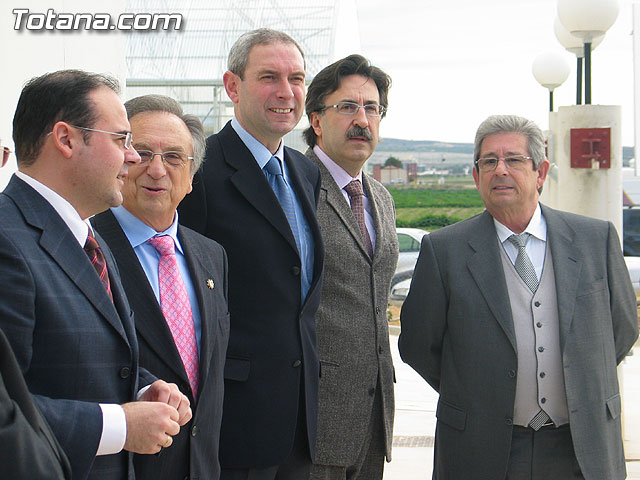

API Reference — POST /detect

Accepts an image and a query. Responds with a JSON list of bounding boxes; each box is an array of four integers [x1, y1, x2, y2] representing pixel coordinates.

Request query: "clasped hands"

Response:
[[122, 380, 192, 454]]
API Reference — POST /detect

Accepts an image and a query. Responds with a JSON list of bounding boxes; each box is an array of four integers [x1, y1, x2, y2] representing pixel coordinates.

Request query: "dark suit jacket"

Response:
[[306, 149, 398, 465], [0, 327, 72, 479], [0, 175, 155, 480], [399, 205, 639, 480], [178, 121, 324, 468], [92, 209, 230, 480]]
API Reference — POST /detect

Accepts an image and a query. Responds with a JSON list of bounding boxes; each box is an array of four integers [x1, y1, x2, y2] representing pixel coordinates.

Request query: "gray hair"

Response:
[[228, 28, 305, 79], [124, 95, 205, 174], [473, 114, 546, 171]]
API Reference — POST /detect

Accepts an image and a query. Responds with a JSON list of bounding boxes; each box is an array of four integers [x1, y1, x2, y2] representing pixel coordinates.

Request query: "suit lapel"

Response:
[[541, 205, 581, 349], [6, 177, 129, 342], [308, 149, 371, 260], [179, 229, 217, 388], [220, 124, 299, 253], [93, 211, 188, 382], [467, 211, 517, 351]]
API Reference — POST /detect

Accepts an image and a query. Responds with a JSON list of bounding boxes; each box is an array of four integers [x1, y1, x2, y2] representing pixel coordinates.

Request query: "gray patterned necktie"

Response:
[[507, 232, 551, 430], [344, 180, 374, 258], [507, 233, 539, 294]]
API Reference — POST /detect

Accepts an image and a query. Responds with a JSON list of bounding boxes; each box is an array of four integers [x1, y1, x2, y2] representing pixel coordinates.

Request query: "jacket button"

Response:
[[508, 370, 516, 378], [375, 306, 381, 314], [538, 346, 544, 353], [534, 301, 541, 307], [291, 266, 300, 276], [368, 387, 375, 396], [506, 418, 513, 426], [191, 425, 199, 437], [292, 360, 302, 368], [378, 346, 383, 354], [119, 367, 130, 379], [536, 322, 542, 328]]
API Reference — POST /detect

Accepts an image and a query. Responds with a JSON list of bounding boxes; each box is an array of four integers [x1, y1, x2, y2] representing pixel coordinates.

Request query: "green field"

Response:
[[388, 183, 484, 230]]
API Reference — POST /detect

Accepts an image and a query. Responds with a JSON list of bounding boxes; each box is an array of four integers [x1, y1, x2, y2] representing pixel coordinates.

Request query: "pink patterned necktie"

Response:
[[344, 180, 374, 258], [148, 235, 199, 397]]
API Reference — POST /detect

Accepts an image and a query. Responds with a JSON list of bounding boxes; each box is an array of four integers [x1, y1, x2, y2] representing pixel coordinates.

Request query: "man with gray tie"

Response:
[[399, 114, 638, 480]]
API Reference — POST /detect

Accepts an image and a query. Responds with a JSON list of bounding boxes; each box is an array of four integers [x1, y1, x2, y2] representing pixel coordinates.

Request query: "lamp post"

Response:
[[557, 0, 620, 104], [553, 17, 603, 105], [532, 51, 570, 112]]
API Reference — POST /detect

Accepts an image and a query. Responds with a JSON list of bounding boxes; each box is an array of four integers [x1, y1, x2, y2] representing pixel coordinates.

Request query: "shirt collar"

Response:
[[111, 205, 183, 254], [231, 117, 285, 170], [313, 145, 363, 190], [15, 170, 90, 246], [494, 203, 547, 243]]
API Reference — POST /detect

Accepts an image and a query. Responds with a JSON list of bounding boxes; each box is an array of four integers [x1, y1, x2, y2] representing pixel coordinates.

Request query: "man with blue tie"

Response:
[[92, 94, 229, 480], [178, 28, 325, 480]]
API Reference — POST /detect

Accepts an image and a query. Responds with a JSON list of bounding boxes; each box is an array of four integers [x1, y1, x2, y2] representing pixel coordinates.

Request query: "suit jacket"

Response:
[[0, 175, 155, 480], [177, 121, 325, 468], [0, 327, 72, 479], [306, 149, 397, 465], [399, 205, 639, 480], [92, 209, 230, 480]]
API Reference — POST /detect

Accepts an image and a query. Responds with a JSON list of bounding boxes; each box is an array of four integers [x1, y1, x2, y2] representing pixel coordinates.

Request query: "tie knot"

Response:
[[508, 232, 531, 249], [344, 180, 364, 199], [84, 230, 99, 252], [265, 156, 283, 176], [148, 235, 176, 257]]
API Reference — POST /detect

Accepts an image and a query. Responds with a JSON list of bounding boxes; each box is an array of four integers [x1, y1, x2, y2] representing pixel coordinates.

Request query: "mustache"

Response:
[[346, 126, 372, 141]]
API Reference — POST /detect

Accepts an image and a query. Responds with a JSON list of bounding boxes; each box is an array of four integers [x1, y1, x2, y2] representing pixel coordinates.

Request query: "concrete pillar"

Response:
[[541, 105, 623, 235]]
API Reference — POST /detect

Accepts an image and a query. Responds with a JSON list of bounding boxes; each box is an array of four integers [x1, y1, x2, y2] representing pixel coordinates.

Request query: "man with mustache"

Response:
[[302, 54, 398, 480], [178, 29, 324, 479], [399, 114, 639, 479]]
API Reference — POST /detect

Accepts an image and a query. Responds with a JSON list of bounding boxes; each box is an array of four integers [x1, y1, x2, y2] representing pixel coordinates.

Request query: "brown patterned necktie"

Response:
[[84, 230, 113, 302], [344, 180, 374, 258]]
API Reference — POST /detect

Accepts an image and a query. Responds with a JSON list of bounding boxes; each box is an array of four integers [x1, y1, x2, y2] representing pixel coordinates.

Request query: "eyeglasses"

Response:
[[1, 147, 10, 167], [134, 149, 193, 168], [319, 101, 386, 117], [475, 155, 534, 172], [68, 125, 133, 150]]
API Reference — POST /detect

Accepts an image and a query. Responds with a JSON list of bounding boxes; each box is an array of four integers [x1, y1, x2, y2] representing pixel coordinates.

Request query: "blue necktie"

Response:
[[265, 156, 301, 255]]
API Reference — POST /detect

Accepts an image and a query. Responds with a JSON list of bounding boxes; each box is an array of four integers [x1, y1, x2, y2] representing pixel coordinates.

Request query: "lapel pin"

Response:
[[206, 279, 214, 289]]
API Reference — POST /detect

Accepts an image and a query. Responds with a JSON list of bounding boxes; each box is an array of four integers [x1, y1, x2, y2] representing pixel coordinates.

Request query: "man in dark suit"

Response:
[[0, 70, 192, 480], [178, 28, 324, 480], [0, 314, 72, 480], [302, 55, 397, 480], [399, 114, 639, 480], [93, 94, 230, 480]]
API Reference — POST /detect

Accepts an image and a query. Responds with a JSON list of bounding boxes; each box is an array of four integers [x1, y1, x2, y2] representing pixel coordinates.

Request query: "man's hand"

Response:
[[121, 401, 180, 454], [140, 380, 192, 426]]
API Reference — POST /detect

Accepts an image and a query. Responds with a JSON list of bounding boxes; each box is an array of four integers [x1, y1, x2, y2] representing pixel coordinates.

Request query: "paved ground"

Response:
[[383, 328, 640, 479]]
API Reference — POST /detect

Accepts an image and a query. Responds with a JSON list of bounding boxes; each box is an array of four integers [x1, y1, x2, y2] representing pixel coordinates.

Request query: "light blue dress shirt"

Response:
[[111, 206, 202, 354], [231, 118, 315, 300]]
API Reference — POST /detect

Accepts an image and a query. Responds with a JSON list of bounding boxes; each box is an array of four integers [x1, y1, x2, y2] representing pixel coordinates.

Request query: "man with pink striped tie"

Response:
[[93, 94, 230, 480]]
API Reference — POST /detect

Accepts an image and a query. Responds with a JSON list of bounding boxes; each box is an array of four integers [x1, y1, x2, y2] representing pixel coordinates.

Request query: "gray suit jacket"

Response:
[[307, 149, 398, 465], [399, 205, 639, 480]]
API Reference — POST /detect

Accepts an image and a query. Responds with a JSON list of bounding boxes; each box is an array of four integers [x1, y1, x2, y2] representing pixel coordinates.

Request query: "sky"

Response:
[[354, 0, 637, 146]]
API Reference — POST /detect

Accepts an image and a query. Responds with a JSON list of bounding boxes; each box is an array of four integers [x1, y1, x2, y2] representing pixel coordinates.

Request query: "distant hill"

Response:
[[378, 138, 473, 154], [380, 138, 634, 162]]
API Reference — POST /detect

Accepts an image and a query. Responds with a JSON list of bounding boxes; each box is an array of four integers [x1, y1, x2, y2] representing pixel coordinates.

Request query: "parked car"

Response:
[[389, 256, 640, 307], [393, 227, 429, 288], [624, 256, 640, 301]]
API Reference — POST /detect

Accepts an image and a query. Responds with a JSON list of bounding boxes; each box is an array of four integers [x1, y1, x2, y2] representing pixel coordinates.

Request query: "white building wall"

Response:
[[0, 0, 127, 189]]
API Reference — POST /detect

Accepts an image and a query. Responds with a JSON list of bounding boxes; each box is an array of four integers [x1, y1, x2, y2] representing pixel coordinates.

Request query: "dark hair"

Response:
[[125, 95, 206, 174], [303, 54, 391, 148], [228, 28, 305, 79], [12, 69, 120, 167], [474, 114, 546, 171]]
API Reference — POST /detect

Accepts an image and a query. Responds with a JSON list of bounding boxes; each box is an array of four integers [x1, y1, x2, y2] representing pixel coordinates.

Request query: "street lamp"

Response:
[[557, 0, 620, 104], [553, 16, 603, 105], [532, 51, 570, 112]]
